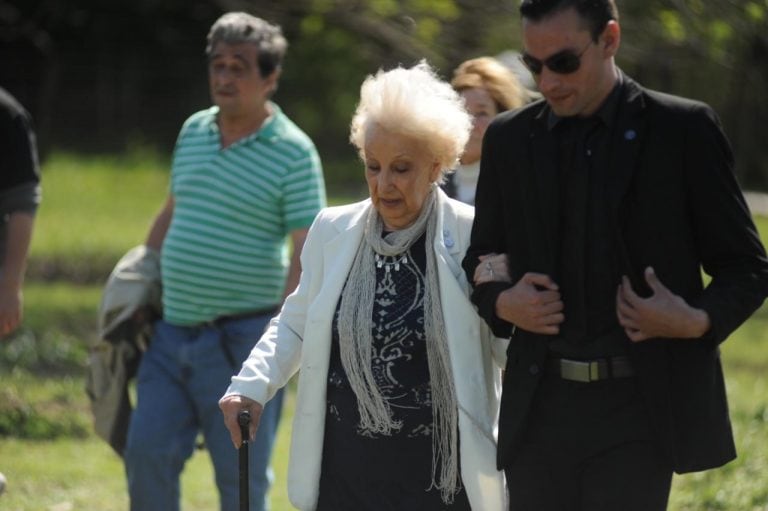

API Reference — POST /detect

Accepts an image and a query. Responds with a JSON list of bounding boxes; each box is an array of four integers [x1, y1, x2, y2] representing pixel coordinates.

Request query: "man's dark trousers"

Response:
[[504, 374, 672, 511]]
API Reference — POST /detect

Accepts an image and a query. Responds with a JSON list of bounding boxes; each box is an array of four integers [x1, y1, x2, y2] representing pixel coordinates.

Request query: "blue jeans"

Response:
[[124, 316, 285, 511]]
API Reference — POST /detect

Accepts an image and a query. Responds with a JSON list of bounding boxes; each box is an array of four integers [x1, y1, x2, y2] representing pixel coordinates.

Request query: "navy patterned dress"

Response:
[[316, 234, 470, 510]]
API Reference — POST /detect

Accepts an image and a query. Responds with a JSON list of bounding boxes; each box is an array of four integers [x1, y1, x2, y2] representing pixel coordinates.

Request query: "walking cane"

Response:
[[238, 409, 251, 511]]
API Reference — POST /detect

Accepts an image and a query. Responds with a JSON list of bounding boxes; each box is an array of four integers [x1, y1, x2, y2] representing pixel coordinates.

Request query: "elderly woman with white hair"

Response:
[[220, 61, 507, 510]]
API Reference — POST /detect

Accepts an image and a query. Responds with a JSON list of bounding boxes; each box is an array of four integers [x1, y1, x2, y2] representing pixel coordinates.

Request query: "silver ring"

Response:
[[485, 261, 494, 277]]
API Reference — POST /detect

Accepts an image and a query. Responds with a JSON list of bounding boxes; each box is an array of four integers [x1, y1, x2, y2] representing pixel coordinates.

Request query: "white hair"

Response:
[[350, 61, 472, 178]]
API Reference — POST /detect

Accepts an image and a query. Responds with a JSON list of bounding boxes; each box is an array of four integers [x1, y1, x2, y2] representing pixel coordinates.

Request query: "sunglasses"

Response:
[[520, 40, 592, 75]]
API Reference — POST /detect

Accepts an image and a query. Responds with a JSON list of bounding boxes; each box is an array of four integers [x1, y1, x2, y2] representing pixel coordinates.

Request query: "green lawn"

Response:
[[26, 152, 171, 283], [1, 153, 767, 510], [0, 385, 297, 511]]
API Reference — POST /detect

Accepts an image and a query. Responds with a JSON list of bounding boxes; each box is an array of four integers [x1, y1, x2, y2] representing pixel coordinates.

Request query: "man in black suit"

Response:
[[462, 1, 768, 509]]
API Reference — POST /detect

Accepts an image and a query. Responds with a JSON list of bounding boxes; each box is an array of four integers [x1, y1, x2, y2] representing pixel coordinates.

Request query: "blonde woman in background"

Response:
[[443, 57, 528, 205]]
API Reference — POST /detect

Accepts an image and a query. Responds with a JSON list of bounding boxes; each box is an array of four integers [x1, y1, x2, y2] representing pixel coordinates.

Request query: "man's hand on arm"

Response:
[[495, 272, 565, 335], [616, 266, 711, 342]]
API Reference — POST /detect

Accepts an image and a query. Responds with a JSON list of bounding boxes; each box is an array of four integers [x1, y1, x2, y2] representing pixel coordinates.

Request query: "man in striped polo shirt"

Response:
[[124, 12, 326, 511]]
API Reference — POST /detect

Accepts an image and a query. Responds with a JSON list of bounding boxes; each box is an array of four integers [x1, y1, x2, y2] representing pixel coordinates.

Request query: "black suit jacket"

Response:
[[463, 74, 768, 473]]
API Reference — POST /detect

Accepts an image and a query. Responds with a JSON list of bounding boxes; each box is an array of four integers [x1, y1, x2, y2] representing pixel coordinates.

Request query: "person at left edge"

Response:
[[0, 87, 40, 339], [0, 86, 42, 500], [123, 12, 326, 511], [220, 61, 507, 510]]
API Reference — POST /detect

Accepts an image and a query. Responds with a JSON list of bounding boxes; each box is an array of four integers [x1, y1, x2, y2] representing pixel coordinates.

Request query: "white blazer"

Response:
[[225, 190, 508, 510]]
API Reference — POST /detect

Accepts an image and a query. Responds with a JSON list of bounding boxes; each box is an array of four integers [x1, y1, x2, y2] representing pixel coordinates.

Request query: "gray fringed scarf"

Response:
[[336, 185, 461, 503]]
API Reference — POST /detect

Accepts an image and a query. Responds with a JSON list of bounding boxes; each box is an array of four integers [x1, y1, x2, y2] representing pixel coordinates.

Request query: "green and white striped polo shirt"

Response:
[[161, 103, 326, 326]]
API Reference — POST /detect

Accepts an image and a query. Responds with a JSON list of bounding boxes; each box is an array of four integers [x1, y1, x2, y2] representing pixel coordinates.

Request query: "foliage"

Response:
[[4, 0, 767, 185], [618, 0, 768, 188]]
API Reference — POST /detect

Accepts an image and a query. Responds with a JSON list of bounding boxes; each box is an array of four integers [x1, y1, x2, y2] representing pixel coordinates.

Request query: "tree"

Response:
[[2, 0, 766, 187], [619, 0, 768, 187]]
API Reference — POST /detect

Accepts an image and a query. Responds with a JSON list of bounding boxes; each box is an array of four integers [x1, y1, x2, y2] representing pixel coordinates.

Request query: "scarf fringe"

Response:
[[336, 185, 461, 502]]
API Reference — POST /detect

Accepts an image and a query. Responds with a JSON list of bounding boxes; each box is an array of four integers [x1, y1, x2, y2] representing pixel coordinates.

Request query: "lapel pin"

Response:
[[624, 129, 637, 140]]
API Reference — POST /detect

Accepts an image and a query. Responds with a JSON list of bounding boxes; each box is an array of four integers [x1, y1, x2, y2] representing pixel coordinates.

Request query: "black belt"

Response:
[[547, 355, 634, 383], [204, 306, 280, 370], [209, 306, 280, 326]]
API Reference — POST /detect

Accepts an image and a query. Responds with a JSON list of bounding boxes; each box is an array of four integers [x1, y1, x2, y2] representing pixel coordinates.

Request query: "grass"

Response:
[[0, 390, 297, 511], [27, 151, 171, 283], [1, 153, 767, 509], [667, 301, 768, 510]]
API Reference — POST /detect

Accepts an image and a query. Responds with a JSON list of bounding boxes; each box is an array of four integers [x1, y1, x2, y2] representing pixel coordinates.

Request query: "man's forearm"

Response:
[[145, 197, 174, 251], [0, 212, 34, 336], [2, 212, 35, 288]]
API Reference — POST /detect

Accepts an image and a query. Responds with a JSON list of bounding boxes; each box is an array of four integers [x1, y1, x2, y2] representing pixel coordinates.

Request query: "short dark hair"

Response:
[[206, 12, 287, 77], [519, 0, 618, 41]]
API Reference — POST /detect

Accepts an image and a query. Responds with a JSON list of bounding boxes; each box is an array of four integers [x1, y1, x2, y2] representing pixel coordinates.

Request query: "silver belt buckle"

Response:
[[561, 360, 599, 382]]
